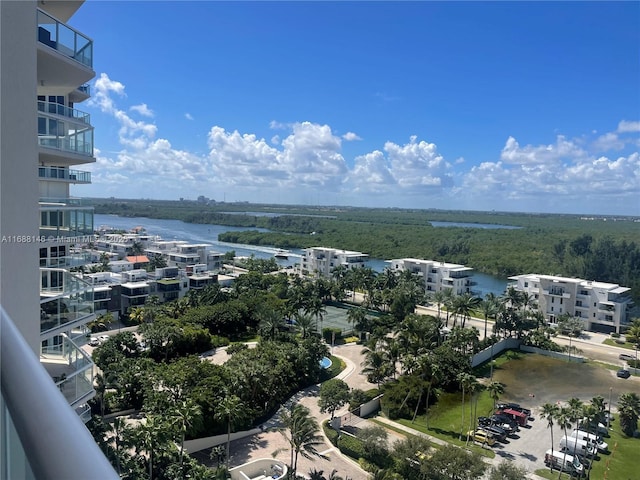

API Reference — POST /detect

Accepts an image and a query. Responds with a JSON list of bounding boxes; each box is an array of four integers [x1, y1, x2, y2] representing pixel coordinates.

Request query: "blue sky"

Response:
[[71, 1, 640, 215]]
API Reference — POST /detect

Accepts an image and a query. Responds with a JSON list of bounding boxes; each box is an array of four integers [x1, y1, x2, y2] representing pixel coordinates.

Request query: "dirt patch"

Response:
[[493, 353, 640, 409]]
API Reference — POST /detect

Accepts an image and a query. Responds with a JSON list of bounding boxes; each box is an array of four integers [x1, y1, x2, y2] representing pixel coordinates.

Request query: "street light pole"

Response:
[[608, 387, 612, 429]]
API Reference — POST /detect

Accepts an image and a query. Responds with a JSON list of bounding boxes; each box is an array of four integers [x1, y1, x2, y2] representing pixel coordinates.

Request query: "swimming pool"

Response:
[[320, 356, 332, 369]]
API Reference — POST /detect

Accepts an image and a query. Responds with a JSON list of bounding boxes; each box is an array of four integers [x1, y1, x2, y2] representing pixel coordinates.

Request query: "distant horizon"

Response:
[[72, 2, 639, 215], [89, 196, 640, 220]]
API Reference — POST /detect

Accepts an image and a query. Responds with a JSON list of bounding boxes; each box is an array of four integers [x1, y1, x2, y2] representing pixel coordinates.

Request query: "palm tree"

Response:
[[431, 290, 446, 322], [215, 394, 245, 471], [554, 407, 573, 480], [105, 416, 132, 476], [277, 403, 327, 479], [442, 288, 455, 327], [294, 312, 317, 339], [567, 397, 584, 433], [454, 292, 481, 329], [132, 414, 169, 480], [468, 379, 483, 445], [457, 372, 475, 440], [171, 399, 202, 473], [618, 392, 640, 436], [304, 297, 326, 332], [540, 403, 559, 471], [481, 295, 498, 340], [487, 381, 505, 411], [361, 346, 392, 389], [425, 362, 442, 429]]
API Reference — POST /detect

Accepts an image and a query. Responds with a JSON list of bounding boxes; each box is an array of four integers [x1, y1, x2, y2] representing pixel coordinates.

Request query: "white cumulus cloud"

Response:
[[617, 120, 640, 133], [130, 103, 154, 117], [342, 132, 362, 141]]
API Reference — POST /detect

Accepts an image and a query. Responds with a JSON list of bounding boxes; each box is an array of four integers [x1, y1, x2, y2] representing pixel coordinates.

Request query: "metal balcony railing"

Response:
[[0, 307, 118, 480]]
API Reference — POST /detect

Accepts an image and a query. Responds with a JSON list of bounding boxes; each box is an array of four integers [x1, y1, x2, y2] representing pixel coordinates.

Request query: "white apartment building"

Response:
[[509, 274, 633, 334], [1, 2, 118, 478], [300, 247, 369, 278], [145, 240, 223, 271], [388, 258, 476, 296]]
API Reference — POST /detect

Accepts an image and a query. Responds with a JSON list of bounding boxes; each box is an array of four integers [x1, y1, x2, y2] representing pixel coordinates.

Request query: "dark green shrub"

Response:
[[322, 327, 342, 343], [337, 434, 366, 459], [226, 343, 248, 355]]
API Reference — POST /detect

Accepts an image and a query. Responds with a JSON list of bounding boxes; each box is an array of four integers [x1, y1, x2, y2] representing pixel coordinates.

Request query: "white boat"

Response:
[[274, 249, 289, 259]]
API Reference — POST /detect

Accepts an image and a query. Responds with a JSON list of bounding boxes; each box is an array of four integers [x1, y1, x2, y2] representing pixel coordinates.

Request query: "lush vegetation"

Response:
[[91, 198, 640, 300]]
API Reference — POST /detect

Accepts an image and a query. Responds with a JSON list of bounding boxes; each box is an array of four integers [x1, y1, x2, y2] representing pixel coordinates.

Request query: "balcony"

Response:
[[38, 111, 94, 160], [39, 199, 94, 238], [38, 100, 90, 124], [40, 251, 92, 268], [543, 289, 571, 299], [1, 307, 118, 480], [37, 9, 93, 68], [69, 83, 91, 103], [39, 166, 91, 184], [41, 334, 95, 408]]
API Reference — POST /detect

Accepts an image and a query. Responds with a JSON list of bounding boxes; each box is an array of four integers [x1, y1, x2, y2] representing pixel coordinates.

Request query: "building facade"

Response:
[[1, 2, 117, 478], [509, 274, 633, 334], [388, 258, 476, 296], [300, 247, 369, 278]]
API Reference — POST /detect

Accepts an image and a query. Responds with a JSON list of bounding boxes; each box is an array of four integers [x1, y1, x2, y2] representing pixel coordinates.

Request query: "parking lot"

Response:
[[480, 354, 640, 475]]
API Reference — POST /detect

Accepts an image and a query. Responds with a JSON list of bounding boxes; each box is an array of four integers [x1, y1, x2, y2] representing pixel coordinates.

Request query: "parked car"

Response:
[[619, 353, 634, 362], [617, 369, 631, 379], [479, 425, 507, 441], [89, 337, 100, 346], [492, 413, 519, 429], [496, 402, 532, 418], [545, 449, 585, 476], [490, 417, 517, 434], [496, 408, 528, 427], [570, 429, 608, 452], [467, 429, 496, 446], [97, 334, 110, 344], [579, 419, 609, 437]]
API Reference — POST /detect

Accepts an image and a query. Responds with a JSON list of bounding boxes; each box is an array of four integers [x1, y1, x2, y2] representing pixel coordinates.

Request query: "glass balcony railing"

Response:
[[77, 84, 91, 95], [39, 200, 94, 238], [40, 251, 92, 268], [40, 268, 94, 298], [1, 307, 118, 480], [38, 112, 94, 157], [37, 101, 90, 124], [41, 335, 95, 407], [37, 9, 93, 68], [39, 166, 91, 183]]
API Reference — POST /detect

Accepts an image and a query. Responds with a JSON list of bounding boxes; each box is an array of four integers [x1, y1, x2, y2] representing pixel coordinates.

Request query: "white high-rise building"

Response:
[[1, 2, 116, 478], [509, 274, 633, 334]]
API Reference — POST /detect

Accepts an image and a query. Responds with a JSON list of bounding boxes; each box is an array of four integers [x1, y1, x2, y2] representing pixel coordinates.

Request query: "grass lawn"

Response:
[[588, 428, 639, 479], [602, 338, 638, 351], [473, 348, 524, 378], [534, 468, 574, 479], [394, 390, 496, 458]]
